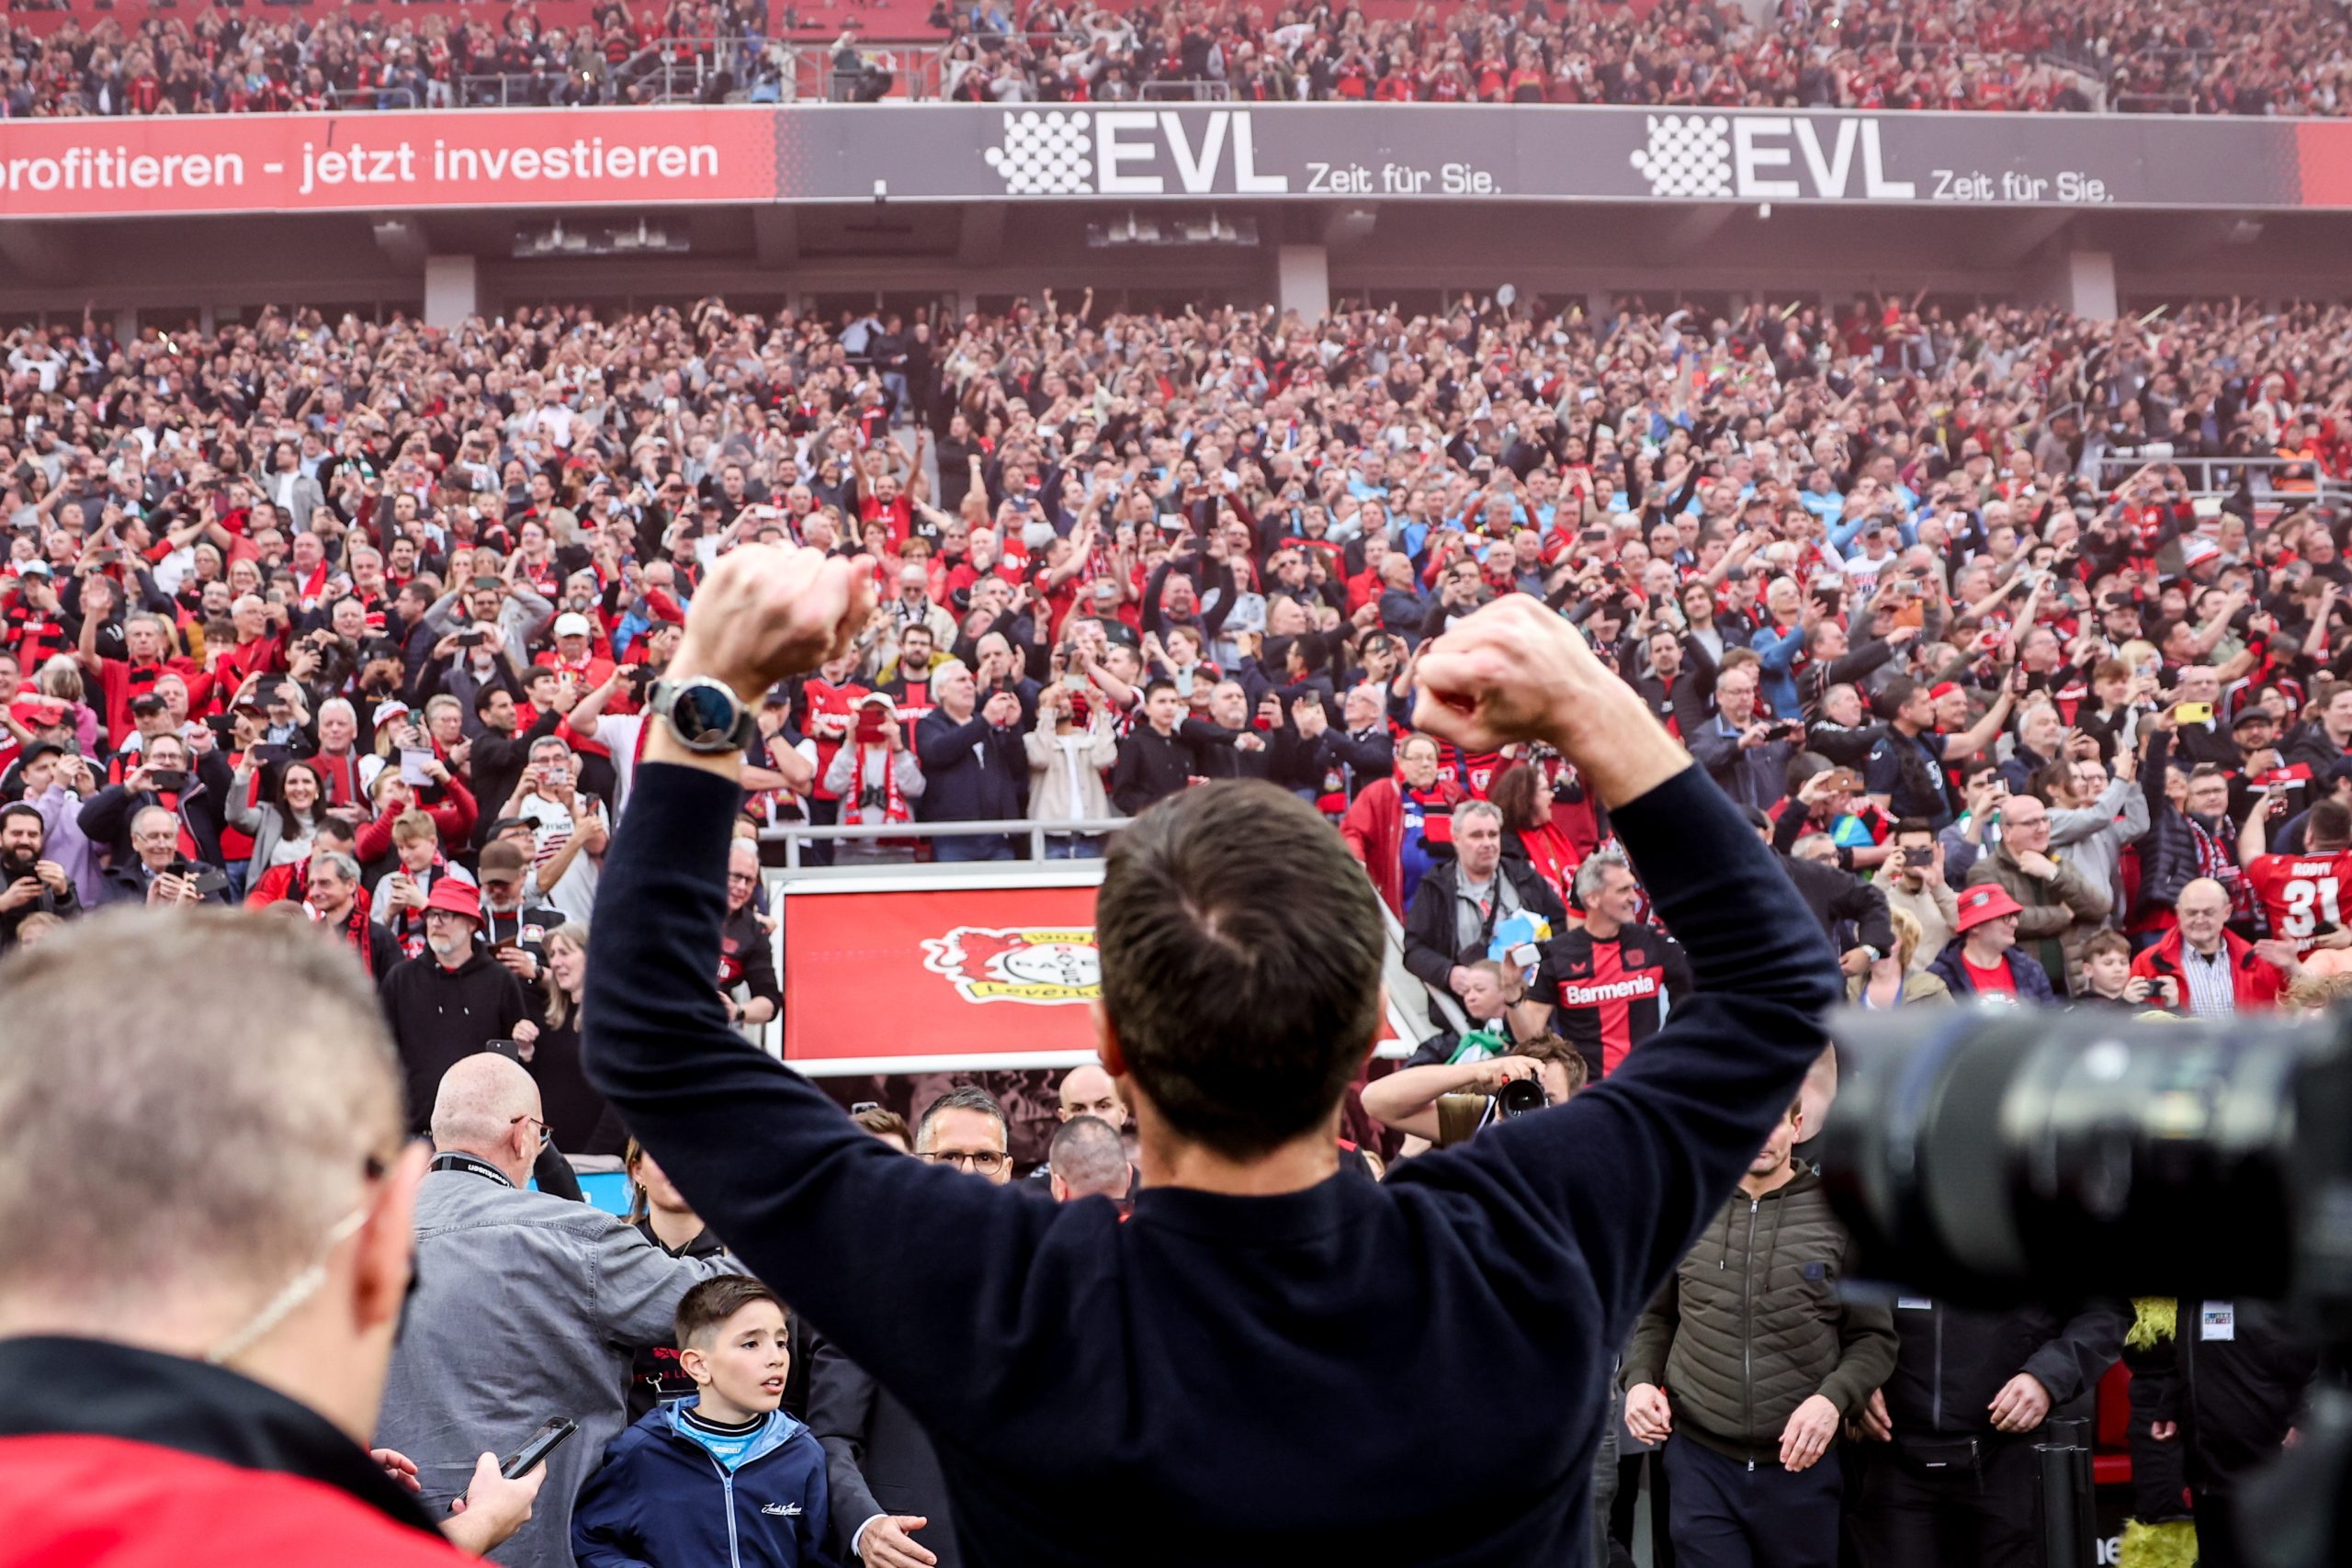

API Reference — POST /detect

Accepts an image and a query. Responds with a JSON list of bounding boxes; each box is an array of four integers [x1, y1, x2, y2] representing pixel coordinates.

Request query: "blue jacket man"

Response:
[[914, 660, 1027, 862], [573, 1401, 835, 1568]]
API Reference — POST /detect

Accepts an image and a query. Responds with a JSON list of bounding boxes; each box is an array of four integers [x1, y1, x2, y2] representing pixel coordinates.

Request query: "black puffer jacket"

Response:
[[2130, 730, 2211, 921], [1623, 1164, 1897, 1463]]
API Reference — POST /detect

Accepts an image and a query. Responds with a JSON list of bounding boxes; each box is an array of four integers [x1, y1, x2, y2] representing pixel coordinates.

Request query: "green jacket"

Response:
[[1623, 1163, 1897, 1464]]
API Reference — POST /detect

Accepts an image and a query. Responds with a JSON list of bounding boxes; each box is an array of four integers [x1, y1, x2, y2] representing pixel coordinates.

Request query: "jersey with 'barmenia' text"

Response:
[[1531, 923, 1693, 1081]]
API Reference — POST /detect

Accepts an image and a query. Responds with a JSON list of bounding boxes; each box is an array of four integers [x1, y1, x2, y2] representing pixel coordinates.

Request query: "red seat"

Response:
[[2092, 1361, 2134, 1488]]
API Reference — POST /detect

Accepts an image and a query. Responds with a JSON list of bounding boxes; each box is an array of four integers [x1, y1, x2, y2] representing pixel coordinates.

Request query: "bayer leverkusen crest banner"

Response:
[[781, 883, 1110, 1076], [778, 874, 1408, 1076]]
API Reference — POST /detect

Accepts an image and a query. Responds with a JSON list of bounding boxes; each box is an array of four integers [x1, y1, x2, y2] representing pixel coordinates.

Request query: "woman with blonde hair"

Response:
[[1849, 904, 1951, 1009], [34, 656, 98, 757], [528, 921, 625, 1156]]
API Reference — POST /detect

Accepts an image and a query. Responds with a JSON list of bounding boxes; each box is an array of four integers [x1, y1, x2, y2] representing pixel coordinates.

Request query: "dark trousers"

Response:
[[2193, 1485, 2244, 1568], [1845, 1435, 2035, 1568], [933, 833, 1014, 863], [1662, 1435, 1842, 1568], [804, 796, 839, 867], [1611, 1450, 1675, 1568]]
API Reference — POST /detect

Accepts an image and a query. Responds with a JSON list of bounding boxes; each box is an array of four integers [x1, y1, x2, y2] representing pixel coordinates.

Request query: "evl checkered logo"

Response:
[[1631, 114, 1915, 201], [984, 109, 1290, 197]]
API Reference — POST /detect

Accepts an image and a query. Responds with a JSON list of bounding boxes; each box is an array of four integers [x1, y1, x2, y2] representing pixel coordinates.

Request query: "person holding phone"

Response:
[[1688, 662, 1794, 810], [76, 730, 233, 886], [1880, 820, 1959, 969]]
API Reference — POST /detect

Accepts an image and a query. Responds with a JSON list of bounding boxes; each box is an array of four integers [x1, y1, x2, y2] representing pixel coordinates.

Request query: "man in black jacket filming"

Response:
[[584, 550, 1841, 1568]]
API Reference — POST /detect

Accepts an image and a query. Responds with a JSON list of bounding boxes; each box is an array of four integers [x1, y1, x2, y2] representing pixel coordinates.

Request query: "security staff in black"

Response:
[[1847, 1299, 2126, 1568], [2126, 1296, 2321, 1568]]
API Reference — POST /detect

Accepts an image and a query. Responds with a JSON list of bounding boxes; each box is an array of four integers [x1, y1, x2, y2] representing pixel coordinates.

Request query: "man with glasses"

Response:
[[1964, 789, 2110, 996], [378, 1053, 730, 1568], [720, 839, 782, 1031], [377, 876, 537, 1137], [808, 1087, 1010, 1568]]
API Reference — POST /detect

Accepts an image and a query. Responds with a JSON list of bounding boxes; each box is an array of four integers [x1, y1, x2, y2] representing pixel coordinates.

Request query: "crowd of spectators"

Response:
[[0, 278, 2338, 1563], [0, 0, 787, 115], [8, 0, 2352, 116]]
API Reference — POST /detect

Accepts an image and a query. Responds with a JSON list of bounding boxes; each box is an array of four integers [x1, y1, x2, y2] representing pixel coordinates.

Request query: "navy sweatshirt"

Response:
[[584, 761, 1839, 1568]]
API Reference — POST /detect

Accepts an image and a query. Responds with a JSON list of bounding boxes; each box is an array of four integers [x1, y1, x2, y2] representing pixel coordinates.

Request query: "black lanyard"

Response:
[[428, 1151, 512, 1187]]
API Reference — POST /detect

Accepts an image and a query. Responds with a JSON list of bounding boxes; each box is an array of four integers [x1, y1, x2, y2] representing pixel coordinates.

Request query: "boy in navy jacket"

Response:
[[573, 1277, 835, 1568]]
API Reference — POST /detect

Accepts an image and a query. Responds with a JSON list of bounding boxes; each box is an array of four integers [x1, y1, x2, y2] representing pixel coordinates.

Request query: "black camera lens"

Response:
[[1496, 1077, 1547, 1120], [1822, 1009, 2350, 1307]]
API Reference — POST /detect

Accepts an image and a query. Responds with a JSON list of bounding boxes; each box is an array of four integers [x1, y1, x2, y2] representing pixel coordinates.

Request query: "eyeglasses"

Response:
[[509, 1114, 553, 1151], [918, 1148, 1008, 1175]]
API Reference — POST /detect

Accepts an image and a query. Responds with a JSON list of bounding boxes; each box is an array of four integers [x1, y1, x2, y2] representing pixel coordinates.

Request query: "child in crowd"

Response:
[[572, 1276, 834, 1567], [2076, 929, 2156, 1007]]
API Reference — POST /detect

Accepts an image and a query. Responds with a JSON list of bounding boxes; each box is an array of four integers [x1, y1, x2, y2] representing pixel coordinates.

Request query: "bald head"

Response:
[[429, 1052, 543, 1179], [1047, 1115, 1130, 1203], [2177, 876, 2232, 954], [1057, 1063, 1125, 1129]]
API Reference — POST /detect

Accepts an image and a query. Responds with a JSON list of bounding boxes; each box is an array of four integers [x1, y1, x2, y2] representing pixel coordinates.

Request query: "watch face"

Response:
[[669, 682, 741, 748]]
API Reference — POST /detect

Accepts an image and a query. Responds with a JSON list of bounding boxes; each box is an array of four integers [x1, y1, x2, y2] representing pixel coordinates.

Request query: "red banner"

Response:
[[780, 885, 1105, 1074], [0, 107, 777, 219]]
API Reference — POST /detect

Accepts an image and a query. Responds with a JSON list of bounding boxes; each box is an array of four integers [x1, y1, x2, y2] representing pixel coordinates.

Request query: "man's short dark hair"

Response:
[[0, 802, 44, 839], [1047, 1114, 1127, 1199], [1096, 780, 1383, 1159], [674, 1274, 782, 1350], [1873, 678, 1920, 721], [1891, 818, 1935, 841], [2312, 798, 2352, 850], [471, 684, 511, 716], [916, 1084, 1008, 1149], [1142, 677, 1178, 702]]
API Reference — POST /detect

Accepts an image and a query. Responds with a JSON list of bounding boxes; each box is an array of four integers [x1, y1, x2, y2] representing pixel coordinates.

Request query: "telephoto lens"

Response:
[[1495, 1077, 1547, 1120], [1819, 1006, 2352, 1313]]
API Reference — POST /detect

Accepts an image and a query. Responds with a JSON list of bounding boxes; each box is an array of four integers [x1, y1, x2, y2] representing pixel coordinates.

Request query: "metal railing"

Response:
[[2092, 453, 2349, 505], [455, 37, 789, 107], [1139, 78, 1231, 101], [757, 813, 1130, 868]]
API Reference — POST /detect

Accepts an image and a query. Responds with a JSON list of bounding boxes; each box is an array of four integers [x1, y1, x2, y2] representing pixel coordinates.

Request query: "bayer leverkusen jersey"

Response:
[[2245, 850, 2352, 952], [1531, 922, 1694, 1081]]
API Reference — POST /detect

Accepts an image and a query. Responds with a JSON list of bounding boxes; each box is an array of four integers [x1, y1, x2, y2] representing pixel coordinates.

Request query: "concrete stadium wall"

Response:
[[7, 198, 2348, 331]]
